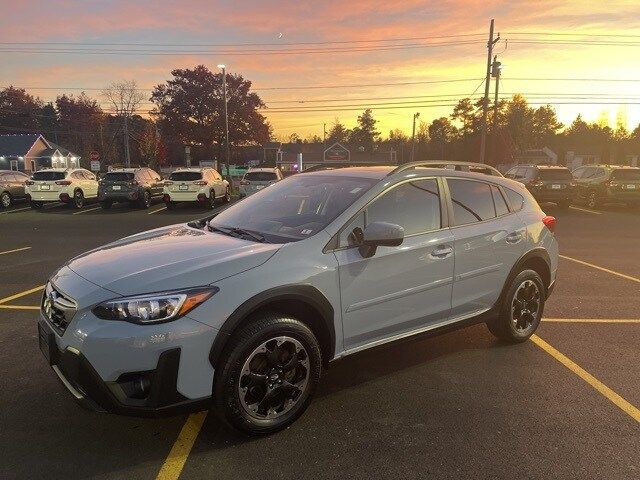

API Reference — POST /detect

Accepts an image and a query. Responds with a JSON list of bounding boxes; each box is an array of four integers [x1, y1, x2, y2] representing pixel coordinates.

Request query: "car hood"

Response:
[[66, 225, 281, 295]]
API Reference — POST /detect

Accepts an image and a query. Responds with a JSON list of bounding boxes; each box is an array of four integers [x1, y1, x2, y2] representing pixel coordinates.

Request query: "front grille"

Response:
[[42, 282, 77, 334]]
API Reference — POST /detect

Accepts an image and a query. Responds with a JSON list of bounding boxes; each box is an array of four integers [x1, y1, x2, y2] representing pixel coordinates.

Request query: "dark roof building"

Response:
[[0, 134, 81, 173]]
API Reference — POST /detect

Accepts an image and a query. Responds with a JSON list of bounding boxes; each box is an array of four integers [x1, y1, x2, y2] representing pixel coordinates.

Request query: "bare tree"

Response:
[[102, 80, 145, 167]]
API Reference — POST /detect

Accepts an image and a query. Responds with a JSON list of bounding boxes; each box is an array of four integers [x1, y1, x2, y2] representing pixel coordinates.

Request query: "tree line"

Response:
[[2, 65, 640, 168]]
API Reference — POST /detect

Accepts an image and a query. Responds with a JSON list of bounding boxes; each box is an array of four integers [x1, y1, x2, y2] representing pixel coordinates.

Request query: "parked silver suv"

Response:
[[37, 162, 558, 435]]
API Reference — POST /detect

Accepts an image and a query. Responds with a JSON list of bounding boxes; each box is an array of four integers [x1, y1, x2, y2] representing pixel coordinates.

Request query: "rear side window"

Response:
[[611, 169, 640, 180], [448, 179, 496, 225], [169, 171, 202, 181], [245, 171, 277, 181], [32, 171, 65, 181], [538, 168, 572, 180], [505, 188, 525, 212], [492, 185, 509, 216], [104, 172, 135, 182]]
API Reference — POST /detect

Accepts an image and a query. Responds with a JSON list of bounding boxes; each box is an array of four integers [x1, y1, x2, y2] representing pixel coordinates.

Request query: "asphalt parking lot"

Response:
[[0, 200, 638, 480]]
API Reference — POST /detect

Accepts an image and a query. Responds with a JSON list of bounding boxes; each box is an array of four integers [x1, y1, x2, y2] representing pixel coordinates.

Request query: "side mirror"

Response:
[[355, 221, 404, 258]]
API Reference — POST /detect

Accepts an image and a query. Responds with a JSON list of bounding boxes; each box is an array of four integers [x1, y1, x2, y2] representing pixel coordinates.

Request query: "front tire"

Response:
[[73, 190, 84, 209], [486, 269, 545, 343], [139, 190, 151, 209], [0, 191, 11, 208], [213, 313, 322, 435], [224, 187, 231, 203], [586, 191, 598, 209], [208, 191, 216, 209]]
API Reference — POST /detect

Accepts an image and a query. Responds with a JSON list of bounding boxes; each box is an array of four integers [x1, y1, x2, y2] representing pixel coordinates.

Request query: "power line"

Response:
[[504, 31, 640, 38]]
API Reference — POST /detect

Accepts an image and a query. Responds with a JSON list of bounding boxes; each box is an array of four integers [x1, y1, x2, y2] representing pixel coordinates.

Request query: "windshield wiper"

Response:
[[207, 222, 267, 243]]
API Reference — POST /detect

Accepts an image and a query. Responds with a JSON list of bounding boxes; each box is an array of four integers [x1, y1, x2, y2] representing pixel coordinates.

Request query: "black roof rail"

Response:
[[387, 161, 503, 177]]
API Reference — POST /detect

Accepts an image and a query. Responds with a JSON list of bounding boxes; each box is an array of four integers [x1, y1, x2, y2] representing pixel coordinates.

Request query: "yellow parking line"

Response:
[[72, 206, 102, 215], [155, 411, 208, 480], [559, 255, 640, 284], [0, 206, 31, 214], [0, 246, 31, 256], [148, 206, 167, 215], [543, 318, 640, 324], [0, 285, 45, 305], [569, 206, 602, 215], [0, 305, 40, 310], [531, 335, 639, 423]]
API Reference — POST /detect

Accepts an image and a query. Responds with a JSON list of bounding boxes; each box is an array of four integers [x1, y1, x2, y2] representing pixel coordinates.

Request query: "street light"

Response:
[[218, 64, 231, 183], [410, 112, 420, 163]]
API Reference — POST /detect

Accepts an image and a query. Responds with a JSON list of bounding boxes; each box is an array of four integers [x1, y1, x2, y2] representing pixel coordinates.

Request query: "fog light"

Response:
[[117, 372, 153, 400]]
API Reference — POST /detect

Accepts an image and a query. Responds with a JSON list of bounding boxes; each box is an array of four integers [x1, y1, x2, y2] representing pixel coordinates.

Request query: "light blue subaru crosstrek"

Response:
[[38, 162, 558, 435]]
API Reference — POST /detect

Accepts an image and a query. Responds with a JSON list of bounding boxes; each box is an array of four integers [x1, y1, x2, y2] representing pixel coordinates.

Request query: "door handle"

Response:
[[506, 232, 522, 244], [430, 245, 453, 259]]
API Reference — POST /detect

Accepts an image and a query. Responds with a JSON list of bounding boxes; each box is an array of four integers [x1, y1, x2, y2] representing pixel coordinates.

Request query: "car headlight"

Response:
[[92, 287, 218, 324]]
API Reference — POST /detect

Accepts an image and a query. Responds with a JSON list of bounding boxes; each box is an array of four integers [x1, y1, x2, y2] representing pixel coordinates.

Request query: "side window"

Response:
[[71, 171, 82, 180], [571, 167, 585, 179], [505, 188, 525, 212], [505, 168, 517, 179], [448, 179, 496, 225], [492, 185, 509, 216], [582, 167, 597, 179], [339, 179, 441, 247]]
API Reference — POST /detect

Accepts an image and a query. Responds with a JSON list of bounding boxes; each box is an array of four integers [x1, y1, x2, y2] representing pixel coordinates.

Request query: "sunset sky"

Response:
[[2, 0, 640, 139]]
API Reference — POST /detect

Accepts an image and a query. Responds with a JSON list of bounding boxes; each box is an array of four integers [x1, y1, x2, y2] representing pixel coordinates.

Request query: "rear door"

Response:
[[82, 170, 98, 197], [446, 178, 524, 319], [334, 178, 455, 351]]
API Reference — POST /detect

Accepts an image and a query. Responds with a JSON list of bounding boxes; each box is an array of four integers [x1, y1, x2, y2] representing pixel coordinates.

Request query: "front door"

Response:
[[333, 178, 455, 352]]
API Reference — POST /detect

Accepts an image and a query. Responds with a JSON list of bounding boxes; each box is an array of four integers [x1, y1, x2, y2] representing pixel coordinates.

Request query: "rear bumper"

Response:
[[98, 190, 140, 202], [38, 319, 211, 417], [27, 192, 67, 202], [163, 191, 209, 202]]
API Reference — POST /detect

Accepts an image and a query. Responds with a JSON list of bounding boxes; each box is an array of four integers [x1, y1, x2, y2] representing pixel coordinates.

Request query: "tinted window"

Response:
[[365, 179, 441, 236], [210, 175, 377, 243], [505, 188, 525, 212], [492, 185, 509, 216], [32, 171, 65, 181], [245, 171, 278, 181], [538, 168, 572, 180], [611, 169, 640, 180], [104, 172, 135, 182], [448, 179, 495, 225], [581, 167, 598, 179], [169, 171, 202, 181]]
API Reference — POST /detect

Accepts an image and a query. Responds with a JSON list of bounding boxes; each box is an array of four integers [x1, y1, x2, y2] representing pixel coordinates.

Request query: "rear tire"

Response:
[[139, 190, 151, 209], [0, 191, 11, 208], [208, 192, 216, 209], [101, 200, 112, 210], [213, 313, 322, 436], [486, 269, 545, 343]]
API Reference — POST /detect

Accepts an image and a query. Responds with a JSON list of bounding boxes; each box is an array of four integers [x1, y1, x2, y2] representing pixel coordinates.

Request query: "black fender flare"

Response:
[[208, 284, 336, 368], [498, 247, 552, 305]]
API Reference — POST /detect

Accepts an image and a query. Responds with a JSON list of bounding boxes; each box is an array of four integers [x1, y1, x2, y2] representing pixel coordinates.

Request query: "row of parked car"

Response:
[[0, 166, 284, 210], [505, 164, 640, 209]]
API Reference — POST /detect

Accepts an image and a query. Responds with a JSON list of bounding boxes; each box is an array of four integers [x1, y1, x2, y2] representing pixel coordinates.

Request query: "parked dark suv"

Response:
[[505, 164, 575, 208], [571, 165, 640, 209], [98, 168, 164, 209], [0, 170, 29, 208]]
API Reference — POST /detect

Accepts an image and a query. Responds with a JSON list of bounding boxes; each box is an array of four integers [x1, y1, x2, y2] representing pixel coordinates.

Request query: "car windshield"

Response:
[[32, 171, 65, 181], [244, 171, 278, 181], [104, 172, 134, 181], [210, 174, 377, 243], [611, 169, 640, 180], [538, 169, 572, 180], [169, 171, 202, 181]]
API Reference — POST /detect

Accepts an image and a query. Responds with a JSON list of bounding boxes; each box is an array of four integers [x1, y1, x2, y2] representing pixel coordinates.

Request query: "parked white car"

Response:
[[26, 168, 98, 209], [163, 168, 230, 209], [239, 167, 283, 197]]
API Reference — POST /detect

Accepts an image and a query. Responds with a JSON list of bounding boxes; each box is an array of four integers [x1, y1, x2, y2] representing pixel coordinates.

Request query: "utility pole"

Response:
[[323, 123, 327, 146], [123, 115, 131, 167], [218, 64, 231, 181], [410, 112, 420, 162], [491, 55, 502, 165], [479, 19, 500, 164]]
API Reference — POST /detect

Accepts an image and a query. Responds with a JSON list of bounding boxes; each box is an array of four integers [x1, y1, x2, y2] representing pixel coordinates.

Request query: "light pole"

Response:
[[218, 64, 231, 182], [410, 112, 420, 163]]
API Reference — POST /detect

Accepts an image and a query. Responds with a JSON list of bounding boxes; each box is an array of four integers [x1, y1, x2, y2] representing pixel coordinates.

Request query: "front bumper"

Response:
[[38, 320, 210, 416]]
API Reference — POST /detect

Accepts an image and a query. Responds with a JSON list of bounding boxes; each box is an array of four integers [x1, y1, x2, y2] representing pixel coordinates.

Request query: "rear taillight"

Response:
[[55, 180, 72, 185], [240, 180, 250, 185], [194, 180, 208, 186], [542, 215, 556, 234], [25, 180, 34, 185], [530, 181, 544, 188]]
